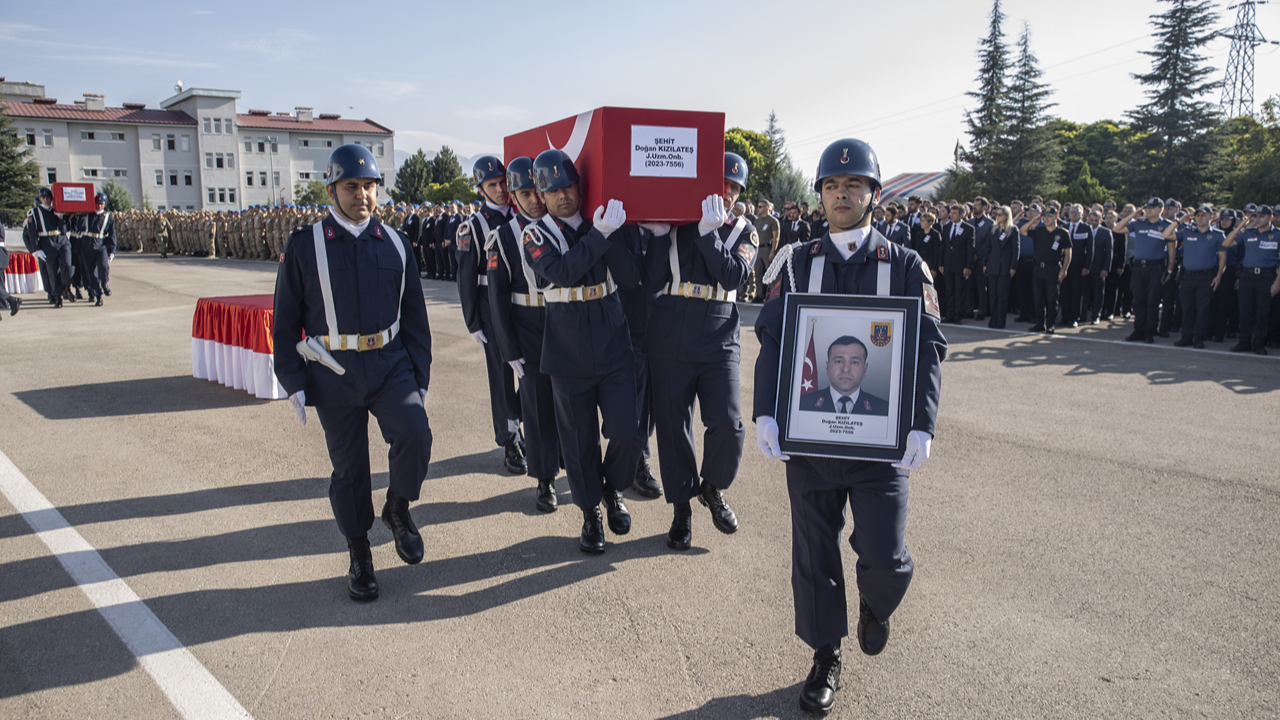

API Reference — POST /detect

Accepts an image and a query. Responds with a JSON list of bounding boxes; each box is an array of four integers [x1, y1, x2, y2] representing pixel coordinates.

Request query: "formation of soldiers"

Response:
[[113, 206, 326, 259]]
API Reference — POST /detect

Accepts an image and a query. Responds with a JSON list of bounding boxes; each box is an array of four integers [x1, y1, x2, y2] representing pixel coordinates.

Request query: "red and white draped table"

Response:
[[191, 294, 287, 400], [4, 250, 44, 295]]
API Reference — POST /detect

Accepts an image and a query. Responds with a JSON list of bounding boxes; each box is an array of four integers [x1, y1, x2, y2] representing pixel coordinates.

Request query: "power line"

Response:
[[1221, 0, 1278, 117]]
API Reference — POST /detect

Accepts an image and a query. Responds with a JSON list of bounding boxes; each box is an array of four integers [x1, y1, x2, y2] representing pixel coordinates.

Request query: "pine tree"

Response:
[[101, 179, 134, 212], [1125, 0, 1221, 203], [757, 111, 789, 197], [391, 149, 433, 204], [431, 146, 464, 184], [989, 24, 1061, 200], [961, 0, 1011, 190], [0, 110, 40, 211]]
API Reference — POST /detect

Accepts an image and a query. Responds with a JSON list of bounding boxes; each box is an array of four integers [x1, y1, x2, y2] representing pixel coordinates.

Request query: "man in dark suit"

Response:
[[1082, 209, 1113, 324], [797, 336, 889, 416], [937, 205, 973, 323], [780, 203, 811, 247], [969, 198, 995, 320], [881, 207, 910, 246], [1060, 204, 1093, 327]]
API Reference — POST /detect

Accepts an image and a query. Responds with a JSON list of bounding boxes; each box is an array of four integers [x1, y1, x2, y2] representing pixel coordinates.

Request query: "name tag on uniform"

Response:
[[1051, 241, 1059, 251], [1261, 241, 1279, 250], [1074, 233, 1088, 240]]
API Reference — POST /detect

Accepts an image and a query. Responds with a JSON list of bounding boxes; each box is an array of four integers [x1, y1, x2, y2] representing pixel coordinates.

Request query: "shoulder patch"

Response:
[[808, 241, 822, 256], [923, 283, 941, 320], [523, 227, 549, 262], [278, 253, 285, 263], [324, 226, 335, 239], [876, 245, 890, 261], [736, 238, 758, 265]]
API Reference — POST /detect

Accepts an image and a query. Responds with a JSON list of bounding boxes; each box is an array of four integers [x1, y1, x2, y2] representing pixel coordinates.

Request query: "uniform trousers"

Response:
[[79, 244, 109, 298], [972, 271, 988, 317], [477, 295, 520, 447], [511, 305, 559, 481], [633, 348, 655, 461], [1238, 268, 1277, 347], [1012, 258, 1034, 317], [1130, 264, 1166, 339], [70, 237, 88, 290], [1031, 266, 1060, 329], [1158, 270, 1181, 334], [1060, 268, 1084, 325], [1104, 265, 1131, 318], [942, 268, 966, 320], [786, 456, 913, 650], [648, 356, 745, 505], [1210, 266, 1239, 339], [314, 370, 433, 539], [986, 273, 1010, 328], [37, 236, 73, 299], [1178, 271, 1215, 341], [1081, 273, 1105, 322], [550, 365, 640, 510], [0, 248, 11, 310]]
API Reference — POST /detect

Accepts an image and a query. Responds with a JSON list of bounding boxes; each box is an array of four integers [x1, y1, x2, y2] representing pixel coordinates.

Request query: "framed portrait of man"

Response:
[[775, 293, 921, 461]]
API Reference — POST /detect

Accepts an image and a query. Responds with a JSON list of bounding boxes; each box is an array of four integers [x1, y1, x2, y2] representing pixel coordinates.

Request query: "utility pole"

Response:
[[1220, 0, 1278, 118]]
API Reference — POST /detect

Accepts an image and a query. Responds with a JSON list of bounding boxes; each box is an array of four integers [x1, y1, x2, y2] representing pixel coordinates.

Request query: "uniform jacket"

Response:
[[977, 225, 1019, 275], [487, 214, 544, 365], [76, 212, 118, 253], [1063, 220, 1093, 273], [616, 226, 659, 351], [940, 220, 974, 271], [1085, 225, 1113, 275], [23, 205, 66, 252], [798, 387, 889, 416], [272, 215, 432, 407], [456, 204, 513, 333]]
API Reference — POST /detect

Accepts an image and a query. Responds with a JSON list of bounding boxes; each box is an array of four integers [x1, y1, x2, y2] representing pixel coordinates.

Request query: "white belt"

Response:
[[38, 231, 59, 237], [512, 292, 544, 307], [319, 319, 400, 352], [476, 274, 488, 286], [660, 281, 736, 302], [543, 277, 617, 303]]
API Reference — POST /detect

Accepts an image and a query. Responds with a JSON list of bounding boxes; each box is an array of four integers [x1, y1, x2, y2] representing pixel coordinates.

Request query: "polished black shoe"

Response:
[[1124, 332, 1143, 342], [381, 490, 424, 565], [1255, 344, 1269, 356], [1157, 330, 1170, 338], [698, 482, 738, 534], [94, 295, 104, 307], [1029, 324, 1045, 333], [601, 482, 631, 535], [667, 503, 692, 551], [535, 478, 557, 513], [65, 289, 76, 302], [346, 535, 379, 601], [8, 297, 20, 316], [1143, 336, 1155, 344], [799, 642, 842, 716], [1045, 326, 1055, 334], [974, 313, 987, 321], [1229, 342, 1250, 353], [580, 507, 605, 554], [54, 296, 63, 309], [1174, 336, 1193, 347], [632, 458, 662, 498], [1068, 321, 1079, 328], [74, 287, 83, 300], [103, 283, 111, 296], [1211, 336, 1224, 343], [857, 596, 890, 655], [503, 441, 527, 475], [1192, 337, 1205, 349]]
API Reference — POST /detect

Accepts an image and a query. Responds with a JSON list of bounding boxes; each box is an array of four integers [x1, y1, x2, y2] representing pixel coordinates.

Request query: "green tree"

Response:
[[101, 179, 134, 212], [431, 146, 464, 184], [294, 180, 330, 207], [391, 149, 434, 204], [940, 161, 982, 203], [1125, 0, 1221, 203], [0, 110, 40, 211], [1061, 161, 1111, 205], [725, 127, 769, 203], [769, 165, 816, 208], [756, 111, 789, 200], [1220, 97, 1280, 206], [425, 177, 478, 204], [989, 24, 1061, 200], [961, 0, 1011, 191], [1049, 119, 1141, 202]]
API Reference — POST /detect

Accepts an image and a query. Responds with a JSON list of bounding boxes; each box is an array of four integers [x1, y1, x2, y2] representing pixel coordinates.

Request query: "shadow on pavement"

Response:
[[653, 684, 806, 720], [13, 375, 270, 419]]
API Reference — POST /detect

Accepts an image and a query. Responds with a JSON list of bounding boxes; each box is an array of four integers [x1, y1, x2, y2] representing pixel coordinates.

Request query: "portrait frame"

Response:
[[775, 293, 920, 462]]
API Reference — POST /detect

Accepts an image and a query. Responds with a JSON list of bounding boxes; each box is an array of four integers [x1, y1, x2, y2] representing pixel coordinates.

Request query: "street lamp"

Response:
[[267, 136, 278, 205]]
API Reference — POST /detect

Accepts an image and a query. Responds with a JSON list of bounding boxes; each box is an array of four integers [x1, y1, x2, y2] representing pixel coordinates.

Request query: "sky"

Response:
[[3, 0, 1278, 183]]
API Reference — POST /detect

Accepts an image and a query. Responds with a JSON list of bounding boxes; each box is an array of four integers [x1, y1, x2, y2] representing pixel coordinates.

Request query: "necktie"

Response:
[[838, 397, 851, 414]]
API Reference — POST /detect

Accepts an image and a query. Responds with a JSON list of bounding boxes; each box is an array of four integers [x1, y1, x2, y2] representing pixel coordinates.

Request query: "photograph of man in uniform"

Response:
[[798, 335, 889, 416]]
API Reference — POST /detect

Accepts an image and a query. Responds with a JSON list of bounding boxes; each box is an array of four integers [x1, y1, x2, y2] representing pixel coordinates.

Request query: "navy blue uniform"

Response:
[[457, 204, 521, 449], [488, 214, 559, 482], [74, 211, 116, 299], [522, 215, 642, 509], [1126, 217, 1174, 340], [753, 229, 947, 650], [617, 229, 659, 474], [23, 205, 72, 300], [1234, 225, 1280, 348], [1025, 225, 1071, 331], [1175, 226, 1225, 342], [643, 218, 756, 505], [273, 215, 433, 539]]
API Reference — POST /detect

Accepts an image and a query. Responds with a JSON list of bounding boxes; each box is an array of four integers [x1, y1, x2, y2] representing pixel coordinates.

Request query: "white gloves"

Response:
[[289, 391, 306, 426], [108, 254, 114, 263], [472, 330, 488, 346], [33, 250, 47, 261], [508, 358, 525, 379], [756, 416, 790, 461], [419, 388, 427, 402], [592, 199, 626, 237], [296, 337, 346, 375], [892, 430, 933, 470], [698, 194, 729, 236], [639, 222, 671, 237]]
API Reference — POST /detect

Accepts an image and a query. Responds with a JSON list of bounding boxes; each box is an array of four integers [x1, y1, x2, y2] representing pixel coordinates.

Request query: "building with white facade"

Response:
[[1, 80, 395, 211]]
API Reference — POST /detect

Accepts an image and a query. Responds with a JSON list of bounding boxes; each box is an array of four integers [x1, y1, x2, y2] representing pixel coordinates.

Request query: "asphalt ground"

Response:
[[1, 254, 1277, 719]]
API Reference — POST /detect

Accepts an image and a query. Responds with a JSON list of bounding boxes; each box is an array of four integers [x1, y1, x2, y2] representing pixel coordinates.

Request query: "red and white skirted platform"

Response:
[[191, 294, 287, 400], [4, 251, 44, 295]]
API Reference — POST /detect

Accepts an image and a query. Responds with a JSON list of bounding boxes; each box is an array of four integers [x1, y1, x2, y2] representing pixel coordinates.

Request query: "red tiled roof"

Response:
[[233, 113, 392, 135], [1, 100, 196, 126]]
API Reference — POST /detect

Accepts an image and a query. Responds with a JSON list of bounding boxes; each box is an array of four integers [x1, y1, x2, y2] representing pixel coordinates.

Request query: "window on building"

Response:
[[376, 143, 384, 157], [325, 140, 333, 148], [169, 171, 178, 186], [273, 171, 280, 187], [181, 135, 190, 152], [152, 133, 161, 150], [157, 205, 165, 211], [156, 170, 164, 186], [380, 173, 386, 184], [47, 168, 56, 183], [246, 171, 254, 186], [270, 139, 278, 153], [109, 132, 126, 142], [186, 205, 195, 211], [208, 187, 216, 203], [226, 154, 234, 169], [205, 153, 213, 168], [203, 118, 211, 133], [225, 118, 233, 133], [244, 138, 252, 153], [42, 130, 53, 147], [24, 129, 35, 146], [215, 153, 224, 169], [167, 134, 176, 151], [184, 171, 193, 186], [83, 168, 99, 177], [257, 140, 265, 153], [228, 188, 236, 203], [213, 118, 221, 134], [81, 131, 96, 141], [300, 139, 310, 148], [298, 172, 311, 180], [115, 169, 127, 177], [259, 171, 267, 186], [218, 188, 226, 203]]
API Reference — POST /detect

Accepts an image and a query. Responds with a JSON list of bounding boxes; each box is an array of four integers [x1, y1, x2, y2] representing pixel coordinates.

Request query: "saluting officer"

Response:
[[641, 152, 755, 551], [1016, 205, 1072, 334], [24, 188, 73, 307], [73, 192, 116, 306], [754, 139, 947, 716], [1117, 199, 1176, 343], [521, 149, 642, 554], [486, 157, 561, 512], [1163, 205, 1226, 348], [1222, 206, 1280, 355], [458, 156, 525, 474], [273, 144, 434, 602]]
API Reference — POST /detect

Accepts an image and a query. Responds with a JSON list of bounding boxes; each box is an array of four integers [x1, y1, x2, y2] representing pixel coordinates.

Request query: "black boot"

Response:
[[381, 490, 424, 565], [8, 297, 20, 316], [698, 481, 738, 534], [632, 458, 662, 498], [535, 478, 557, 513], [667, 502, 692, 551], [799, 642, 842, 716], [601, 481, 631, 535], [580, 506, 605, 554], [94, 295, 104, 307], [346, 535, 379, 601], [856, 596, 890, 655], [503, 441, 527, 475]]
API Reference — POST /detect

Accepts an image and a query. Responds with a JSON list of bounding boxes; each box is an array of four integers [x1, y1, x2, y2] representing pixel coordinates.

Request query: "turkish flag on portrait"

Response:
[[801, 328, 817, 394]]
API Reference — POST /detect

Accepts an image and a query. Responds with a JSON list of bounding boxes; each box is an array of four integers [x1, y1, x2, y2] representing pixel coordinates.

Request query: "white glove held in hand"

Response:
[[699, 194, 729, 236], [592, 199, 626, 237], [472, 330, 488, 346], [108, 254, 114, 263], [289, 391, 307, 426], [296, 337, 346, 375], [892, 430, 933, 470], [509, 358, 525, 379], [639, 222, 671, 237], [756, 416, 790, 461], [33, 250, 47, 261]]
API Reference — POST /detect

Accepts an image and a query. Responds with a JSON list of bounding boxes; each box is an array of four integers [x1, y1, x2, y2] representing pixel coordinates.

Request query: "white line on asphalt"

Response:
[[0, 448, 253, 720], [942, 323, 1280, 359]]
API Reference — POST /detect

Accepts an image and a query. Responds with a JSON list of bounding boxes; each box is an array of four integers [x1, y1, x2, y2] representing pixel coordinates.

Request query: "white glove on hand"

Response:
[[639, 222, 671, 237], [296, 337, 346, 375], [892, 430, 933, 470], [289, 391, 307, 426], [108, 254, 114, 263], [33, 250, 47, 261], [698, 194, 729, 236], [592, 199, 626, 237], [419, 388, 427, 402], [509, 358, 525, 379], [756, 416, 790, 461], [472, 330, 488, 346]]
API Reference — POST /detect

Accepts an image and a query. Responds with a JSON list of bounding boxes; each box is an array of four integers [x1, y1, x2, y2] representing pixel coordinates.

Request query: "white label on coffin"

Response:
[[62, 186, 87, 202], [631, 125, 697, 178]]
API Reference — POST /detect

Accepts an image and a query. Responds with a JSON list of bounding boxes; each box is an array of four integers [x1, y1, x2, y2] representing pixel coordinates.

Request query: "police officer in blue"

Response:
[[754, 138, 947, 716], [1222, 205, 1280, 355], [1163, 205, 1225, 349], [641, 152, 755, 551], [73, 192, 116, 306], [273, 144, 434, 601], [1117, 199, 1176, 343], [521, 149, 643, 554], [23, 188, 74, 307], [458, 156, 525, 474], [486, 156, 560, 512]]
